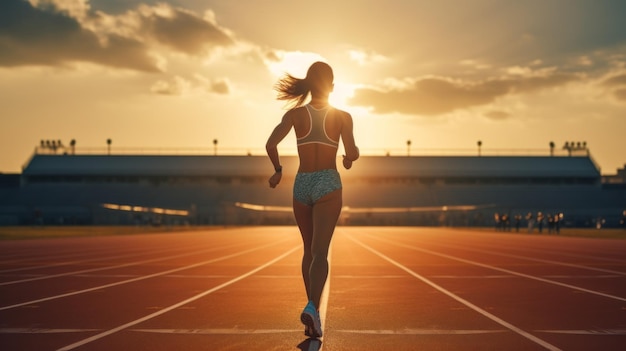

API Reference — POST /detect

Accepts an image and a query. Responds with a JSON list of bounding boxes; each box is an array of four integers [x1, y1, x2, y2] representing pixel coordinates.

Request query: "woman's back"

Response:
[[291, 104, 347, 173]]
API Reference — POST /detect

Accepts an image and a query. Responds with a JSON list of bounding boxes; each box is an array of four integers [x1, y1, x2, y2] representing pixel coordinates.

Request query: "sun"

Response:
[[328, 81, 356, 110]]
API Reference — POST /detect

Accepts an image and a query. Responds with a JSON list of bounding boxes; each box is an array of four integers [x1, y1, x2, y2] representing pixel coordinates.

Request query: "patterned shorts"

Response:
[[293, 169, 342, 206]]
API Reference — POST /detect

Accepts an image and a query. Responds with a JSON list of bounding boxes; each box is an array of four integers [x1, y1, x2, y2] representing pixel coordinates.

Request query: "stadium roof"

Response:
[[22, 154, 601, 179]]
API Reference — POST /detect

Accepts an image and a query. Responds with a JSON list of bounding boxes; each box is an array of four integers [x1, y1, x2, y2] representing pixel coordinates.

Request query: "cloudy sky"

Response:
[[1, 0, 625, 174]]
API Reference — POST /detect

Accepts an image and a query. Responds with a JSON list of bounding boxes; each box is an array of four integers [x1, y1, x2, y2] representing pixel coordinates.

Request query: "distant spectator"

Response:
[[514, 214, 522, 232], [537, 212, 544, 233], [621, 210, 626, 229], [494, 213, 501, 231], [547, 214, 554, 234], [526, 212, 534, 233]]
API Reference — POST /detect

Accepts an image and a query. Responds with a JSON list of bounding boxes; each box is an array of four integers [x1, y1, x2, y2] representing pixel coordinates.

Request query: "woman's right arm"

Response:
[[341, 112, 359, 169], [266, 112, 293, 187]]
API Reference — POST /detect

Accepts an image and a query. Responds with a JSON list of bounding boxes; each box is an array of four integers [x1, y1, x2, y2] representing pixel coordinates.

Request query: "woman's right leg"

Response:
[[308, 189, 342, 310]]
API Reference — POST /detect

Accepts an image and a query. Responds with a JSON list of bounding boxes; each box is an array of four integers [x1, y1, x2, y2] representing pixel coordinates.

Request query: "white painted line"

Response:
[[333, 275, 406, 279], [347, 235, 562, 351], [56, 245, 300, 351], [0, 245, 188, 274], [0, 243, 244, 286], [370, 235, 626, 303], [336, 329, 508, 335], [428, 241, 626, 276], [0, 328, 100, 334], [0, 240, 288, 311], [536, 329, 626, 335], [430, 275, 514, 279], [132, 328, 302, 334], [316, 243, 332, 351]]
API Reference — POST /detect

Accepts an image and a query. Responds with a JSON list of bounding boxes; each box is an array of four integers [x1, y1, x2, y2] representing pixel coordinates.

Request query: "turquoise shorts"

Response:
[[293, 169, 342, 206]]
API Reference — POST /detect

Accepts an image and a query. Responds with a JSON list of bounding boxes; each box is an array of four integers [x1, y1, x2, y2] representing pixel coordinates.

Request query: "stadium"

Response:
[[1, 143, 624, 229]]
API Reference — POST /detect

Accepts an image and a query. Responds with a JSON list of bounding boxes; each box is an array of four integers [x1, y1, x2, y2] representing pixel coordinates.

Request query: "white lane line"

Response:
[[56, 245, 300, 351], [6, 328, 625, 336], [0, 243, 244, 286], [369, 235, 626, 303], [319, 244, 332, 334], [536, 329, 626, 335], [347, 235, 562, 351], [425, 241, 626, 276], [132, 328, 302, 334], [336, 329, 508, 335], [0, 245, 182, 274], [0, 328, 101, 334], [0, 240, 288, 311]]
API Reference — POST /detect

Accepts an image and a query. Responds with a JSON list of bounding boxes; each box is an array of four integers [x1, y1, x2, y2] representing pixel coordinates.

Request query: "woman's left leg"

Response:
[[293, 198, 314, 301]]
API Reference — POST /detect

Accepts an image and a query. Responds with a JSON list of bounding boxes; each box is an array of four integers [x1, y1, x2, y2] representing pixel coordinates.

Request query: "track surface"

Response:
[[1, 227, 625, 351]]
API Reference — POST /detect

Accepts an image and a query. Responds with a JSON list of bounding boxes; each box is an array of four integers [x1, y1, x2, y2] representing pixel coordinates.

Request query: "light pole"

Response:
[[477, 140, 482, 156], [107, 138, 112, 155], [406, 140, 411, 156], [213, 139, 218, 156], [549, 141, 555, 156]]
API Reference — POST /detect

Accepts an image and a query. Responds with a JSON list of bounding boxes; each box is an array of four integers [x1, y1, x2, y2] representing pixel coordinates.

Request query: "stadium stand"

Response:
[[0, 153, 623, 227]]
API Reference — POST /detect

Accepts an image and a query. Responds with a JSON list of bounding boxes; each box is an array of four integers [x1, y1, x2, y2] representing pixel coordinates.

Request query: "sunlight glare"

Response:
[[267, 51, 326, 78]]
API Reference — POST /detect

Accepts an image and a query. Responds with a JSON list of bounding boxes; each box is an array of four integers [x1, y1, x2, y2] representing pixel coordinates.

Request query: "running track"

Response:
[[1, 227, 625, 351]]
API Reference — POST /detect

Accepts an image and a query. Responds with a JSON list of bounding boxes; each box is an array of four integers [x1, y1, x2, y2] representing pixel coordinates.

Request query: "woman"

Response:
[[265, 61, 359, 338]]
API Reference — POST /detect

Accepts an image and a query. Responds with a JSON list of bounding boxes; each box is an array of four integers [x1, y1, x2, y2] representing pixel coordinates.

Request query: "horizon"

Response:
[[1, 0, 626, 174]]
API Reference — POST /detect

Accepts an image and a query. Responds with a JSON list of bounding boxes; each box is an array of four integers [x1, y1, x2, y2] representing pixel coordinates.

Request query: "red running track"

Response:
[[0, 227, 625, 351]]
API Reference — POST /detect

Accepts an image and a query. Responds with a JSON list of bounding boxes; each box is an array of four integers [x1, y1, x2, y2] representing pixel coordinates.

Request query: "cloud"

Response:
[[193, 74, 231, 95], [151, 74, 231, 96], [349, 70, 580, 116], [0, 0, 236, 71], [136, 4, 234, 56], [602, 74, 626, 87], [150, 75, 190, 95], [0, 0, 160, 71], [208, 78, 230, 94], [614, 88, 626, 101], [348, 49, 388, 66], [484, 110, 511, 120]]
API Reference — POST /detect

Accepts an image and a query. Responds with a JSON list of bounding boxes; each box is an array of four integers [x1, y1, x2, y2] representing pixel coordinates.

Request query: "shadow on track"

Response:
[[297, 338, 322, 351]]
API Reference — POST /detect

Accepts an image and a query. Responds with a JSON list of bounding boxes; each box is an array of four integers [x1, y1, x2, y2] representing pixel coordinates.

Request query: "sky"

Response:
[[1, 0, 625, 175]]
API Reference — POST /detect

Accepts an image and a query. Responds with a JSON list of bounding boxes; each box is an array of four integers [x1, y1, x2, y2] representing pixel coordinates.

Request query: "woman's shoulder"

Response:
[[330, 107, 352, 121], [330, 106, 350, 116]]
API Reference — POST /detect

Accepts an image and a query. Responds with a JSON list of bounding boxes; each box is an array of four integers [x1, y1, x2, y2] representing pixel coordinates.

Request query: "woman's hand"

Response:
[[343, 155, 353, 170], [268, 172, 282, 188]]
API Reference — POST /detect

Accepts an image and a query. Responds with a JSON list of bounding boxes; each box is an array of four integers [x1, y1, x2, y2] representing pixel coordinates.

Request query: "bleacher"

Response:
[[0, 153, 622, 227]]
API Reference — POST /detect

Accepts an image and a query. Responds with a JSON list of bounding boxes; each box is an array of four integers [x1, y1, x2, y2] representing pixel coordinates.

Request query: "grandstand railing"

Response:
[[32, 146, 591, 158]]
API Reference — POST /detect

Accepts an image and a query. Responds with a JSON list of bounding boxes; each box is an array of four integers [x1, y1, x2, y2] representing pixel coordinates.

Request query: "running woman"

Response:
[[266, 61, 359, 338]]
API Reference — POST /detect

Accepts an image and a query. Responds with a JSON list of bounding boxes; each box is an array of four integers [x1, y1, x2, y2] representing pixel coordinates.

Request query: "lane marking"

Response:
[[425, 241, 626, 276], [336, 329, 508, 335], [56, 245, 300, 351], [0, 245, 190, 274], [536, 329, 626, 335], [132, 328, 302, 334], [4, 327, 625, 336], [0, 328, 100, 334], [320, 243, 333, 351], [347, 235, 562, 351], [368, 234, 626, 303], [0, 240, 289, 311], [430, 275, 622, 279], [0, 242, 245, 286]]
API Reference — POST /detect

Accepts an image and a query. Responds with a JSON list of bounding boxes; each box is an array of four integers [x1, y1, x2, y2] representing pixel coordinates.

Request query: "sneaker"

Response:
[[300, 301, 322, 338]]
